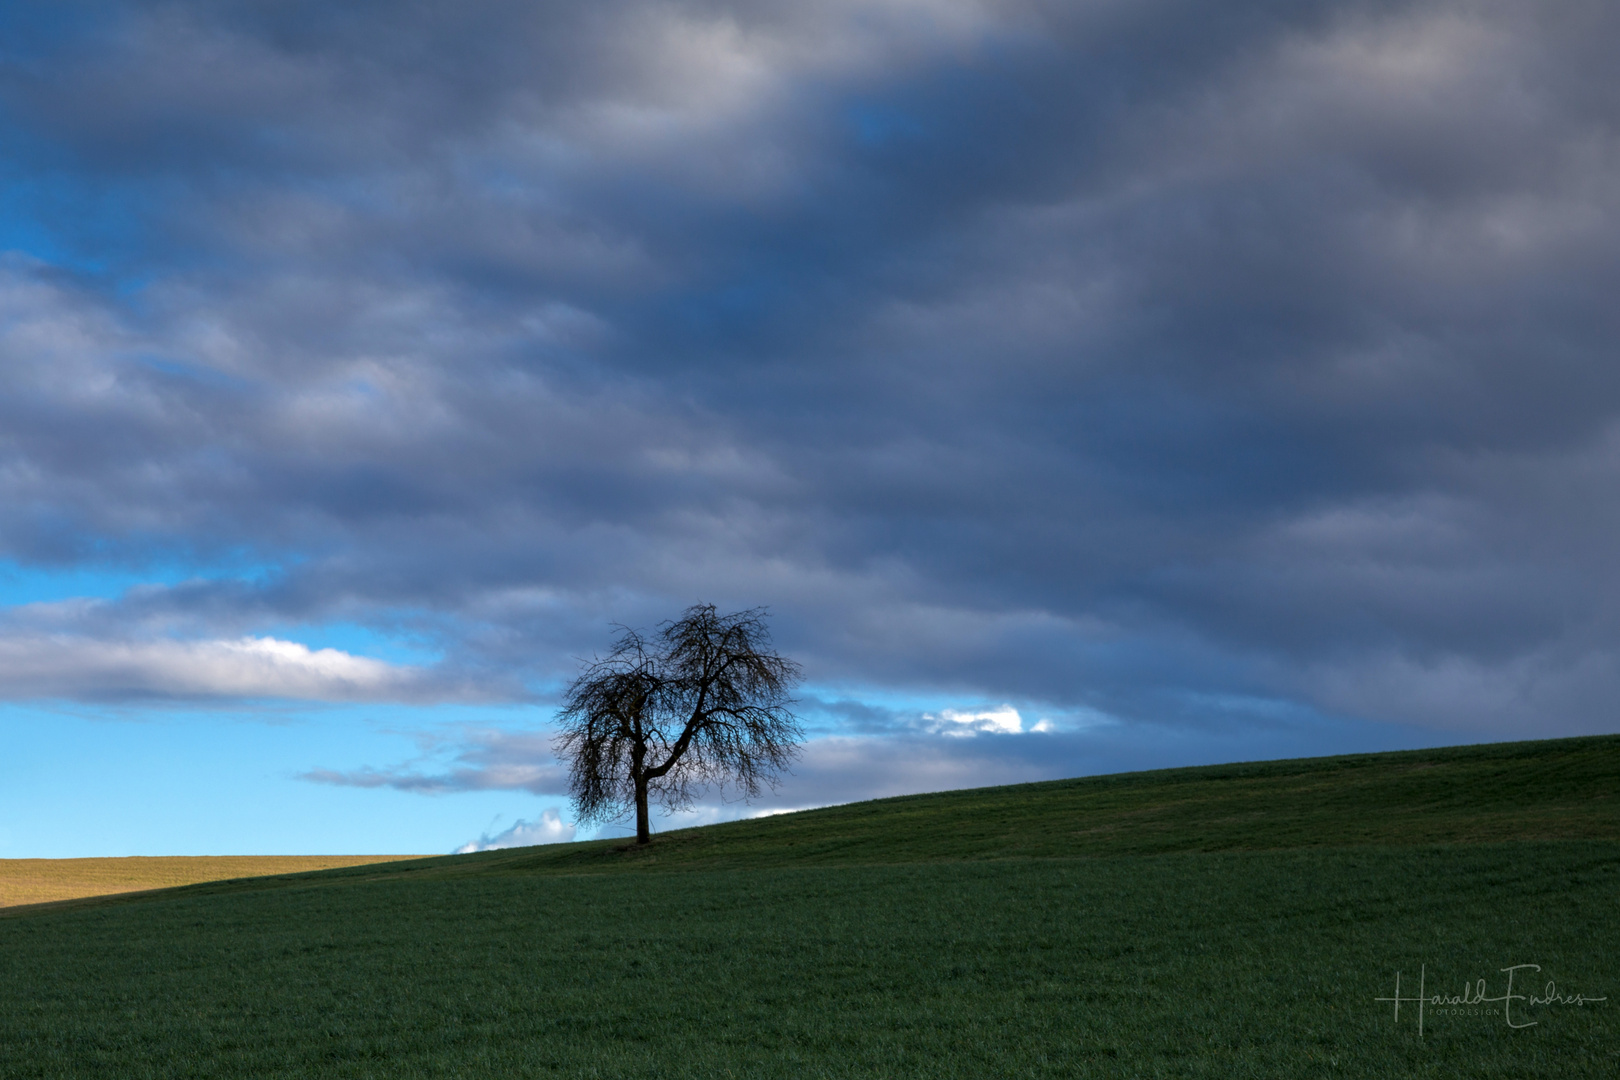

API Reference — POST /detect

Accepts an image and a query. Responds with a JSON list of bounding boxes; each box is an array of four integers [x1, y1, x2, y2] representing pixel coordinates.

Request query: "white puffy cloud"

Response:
[[454, 808, 575, 853], [0, 633, 452, 702], [923, 704, 1025, 736]]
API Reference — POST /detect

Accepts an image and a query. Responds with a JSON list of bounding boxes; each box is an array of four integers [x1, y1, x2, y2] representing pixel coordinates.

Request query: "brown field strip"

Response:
[[0, 855, 429, 909]]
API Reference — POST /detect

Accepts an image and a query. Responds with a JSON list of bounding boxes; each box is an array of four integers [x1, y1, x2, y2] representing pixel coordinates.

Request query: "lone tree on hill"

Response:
[[554, 604, 803, 845]]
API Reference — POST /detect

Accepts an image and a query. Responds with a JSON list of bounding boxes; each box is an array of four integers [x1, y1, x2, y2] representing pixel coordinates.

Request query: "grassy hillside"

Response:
[[449, 730, 1620, 871], [0, 855, 428, 909], [0, 734, 1614, 1078], [37, 731, 1612, 908]]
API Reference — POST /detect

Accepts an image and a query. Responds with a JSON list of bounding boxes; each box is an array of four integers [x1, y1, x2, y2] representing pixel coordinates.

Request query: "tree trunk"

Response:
[[634, 773, 651, 844]]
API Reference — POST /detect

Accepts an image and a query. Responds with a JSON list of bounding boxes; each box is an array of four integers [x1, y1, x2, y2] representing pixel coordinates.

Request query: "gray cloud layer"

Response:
[[1, 1, 1618, 741]]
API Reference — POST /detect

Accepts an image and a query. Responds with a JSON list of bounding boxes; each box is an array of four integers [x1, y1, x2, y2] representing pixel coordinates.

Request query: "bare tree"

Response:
[[554, 604, 803, 844]]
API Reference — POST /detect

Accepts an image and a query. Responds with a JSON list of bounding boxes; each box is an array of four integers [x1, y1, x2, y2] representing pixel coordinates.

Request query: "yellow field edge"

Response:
[[0, 855, 430, 909]]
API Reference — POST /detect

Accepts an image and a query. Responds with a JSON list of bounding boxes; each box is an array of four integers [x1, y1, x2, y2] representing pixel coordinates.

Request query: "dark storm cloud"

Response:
[[1, 0, 1618, 741]]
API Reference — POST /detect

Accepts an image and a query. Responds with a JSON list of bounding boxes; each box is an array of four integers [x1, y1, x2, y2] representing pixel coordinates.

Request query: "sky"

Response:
[[1, 0, 1617, 857]]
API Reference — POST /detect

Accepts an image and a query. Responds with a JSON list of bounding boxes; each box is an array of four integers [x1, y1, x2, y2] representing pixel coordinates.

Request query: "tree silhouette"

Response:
[[554, 604, 803, 844]]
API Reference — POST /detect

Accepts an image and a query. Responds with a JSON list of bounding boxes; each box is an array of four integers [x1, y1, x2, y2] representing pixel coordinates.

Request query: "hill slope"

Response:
[[17, 732, 1613, 914], [0, 734, 1614, 1078]]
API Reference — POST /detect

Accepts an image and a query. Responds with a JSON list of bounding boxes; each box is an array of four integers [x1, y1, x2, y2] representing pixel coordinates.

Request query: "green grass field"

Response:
[[1, 735, 1615, 1077]]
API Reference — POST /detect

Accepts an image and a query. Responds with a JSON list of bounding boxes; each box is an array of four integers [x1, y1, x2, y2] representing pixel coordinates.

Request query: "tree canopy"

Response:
[[554, 604, 802, 844]]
